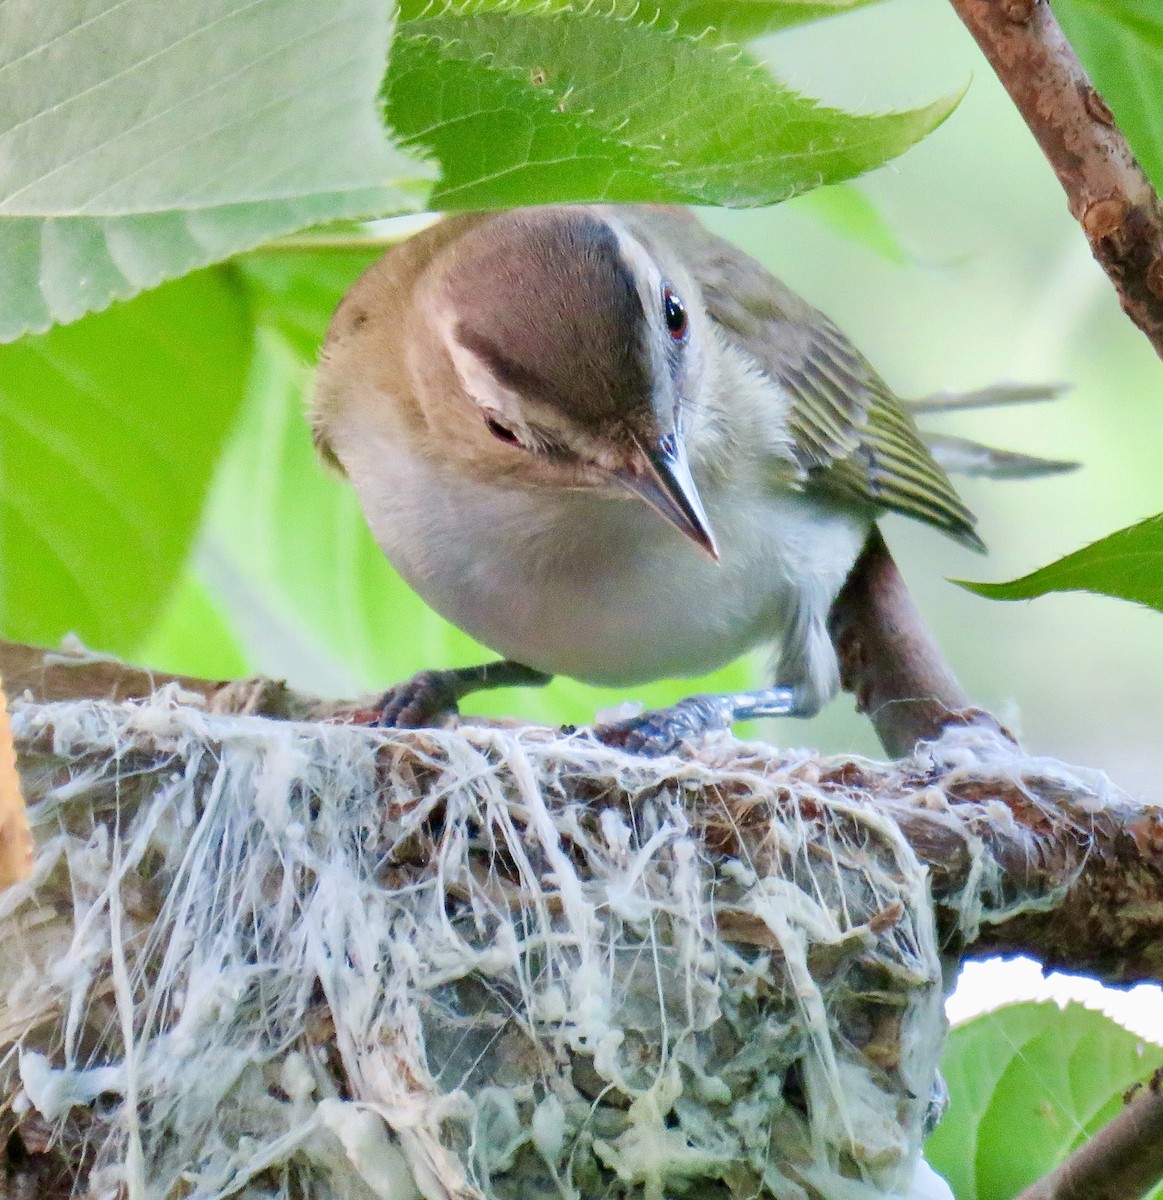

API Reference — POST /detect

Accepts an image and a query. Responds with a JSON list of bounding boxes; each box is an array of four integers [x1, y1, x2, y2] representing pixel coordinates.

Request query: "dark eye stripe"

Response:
[[456, 324, 549, 395]]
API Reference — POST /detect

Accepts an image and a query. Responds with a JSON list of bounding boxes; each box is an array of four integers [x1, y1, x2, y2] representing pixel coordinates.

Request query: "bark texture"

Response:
[[828, 528, 1007, 757], [948, 0, 1163, 362]]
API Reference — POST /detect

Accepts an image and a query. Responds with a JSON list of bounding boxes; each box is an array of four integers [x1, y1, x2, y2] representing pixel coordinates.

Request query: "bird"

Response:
[[311, 205, 1068, 753]]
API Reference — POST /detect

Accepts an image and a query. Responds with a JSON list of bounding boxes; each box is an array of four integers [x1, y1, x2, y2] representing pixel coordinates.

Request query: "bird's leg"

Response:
[[595, 685, 802, 756], [376, 661, 552, 728]]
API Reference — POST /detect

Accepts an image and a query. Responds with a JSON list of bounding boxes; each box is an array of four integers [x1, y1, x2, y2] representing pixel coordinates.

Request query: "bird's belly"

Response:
[[409, 532, 777, 685], [487, 535, 781, 685], [372, 468, 868, 687]]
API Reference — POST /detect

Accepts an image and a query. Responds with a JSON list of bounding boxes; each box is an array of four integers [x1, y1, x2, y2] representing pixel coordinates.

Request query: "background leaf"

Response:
[[789, 182, 909, 264], [1056, 0, 1163, 193], [135, 570, 251, 681], [0, 0, 434, 342], [385, 3, 960, 209], [0, 270, 251, 655], [927, 1002, 1163, 1200], [958, 512, 1163, 612]]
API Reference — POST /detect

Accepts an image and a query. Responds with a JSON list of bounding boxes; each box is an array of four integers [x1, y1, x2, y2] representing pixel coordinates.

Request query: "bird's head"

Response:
[[422, 207, 718, 559]]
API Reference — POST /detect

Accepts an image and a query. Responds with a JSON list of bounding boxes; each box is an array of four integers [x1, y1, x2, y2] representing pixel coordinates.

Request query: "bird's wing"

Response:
[[636, 208, 983, 550]]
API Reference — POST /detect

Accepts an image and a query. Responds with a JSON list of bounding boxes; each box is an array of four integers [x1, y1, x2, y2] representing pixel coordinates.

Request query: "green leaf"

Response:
[[202, 258, 761, 722], [398, 0, 886, 41], [0, 269, 251, 656], [0, 0, 434, 342], [927, 1002, 1163, 1200], [1055, 0, 1163, 193], [957, 512, 1163, 612], [790, 182, 909, 264], [240, 247, 391, 364], [385, 3, 961, 209], [647, 0, 885, 40]]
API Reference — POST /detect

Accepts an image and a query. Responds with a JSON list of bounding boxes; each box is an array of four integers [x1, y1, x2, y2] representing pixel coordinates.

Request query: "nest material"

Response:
[[3, 691, 960, 1199]]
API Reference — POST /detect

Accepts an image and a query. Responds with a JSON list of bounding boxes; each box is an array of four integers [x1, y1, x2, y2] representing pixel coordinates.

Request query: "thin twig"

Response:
[[947, 0, 1163, 361], [1015, 1070, 1163, 1200]]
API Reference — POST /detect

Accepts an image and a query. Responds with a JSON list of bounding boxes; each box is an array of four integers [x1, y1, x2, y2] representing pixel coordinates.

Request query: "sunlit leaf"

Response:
[[958, 512, 1163, 612], [1056, 0, 1163, 193], [134, 568, 252, 681], [927, 1002, 1163, 1200], [0, 0, 433, 341], [240, 247, 390, 364], [0, 270, 251, 655], [385, 3, 961, 209]]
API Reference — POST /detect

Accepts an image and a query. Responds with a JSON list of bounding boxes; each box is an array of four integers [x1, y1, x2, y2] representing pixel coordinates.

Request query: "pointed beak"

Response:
[[615, 434, 719, 561]]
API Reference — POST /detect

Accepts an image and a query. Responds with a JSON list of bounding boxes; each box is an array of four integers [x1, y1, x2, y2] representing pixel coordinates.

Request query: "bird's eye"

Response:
[[663, 287, 688, 341], [485, 415, 523, 447]]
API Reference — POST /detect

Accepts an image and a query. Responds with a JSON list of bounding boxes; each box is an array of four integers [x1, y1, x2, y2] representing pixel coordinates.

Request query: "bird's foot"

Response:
[[372, 661, 553, 728], [595, 686, 799, 756], [596, 696, 731, 755], [375, 670, 463, 728]]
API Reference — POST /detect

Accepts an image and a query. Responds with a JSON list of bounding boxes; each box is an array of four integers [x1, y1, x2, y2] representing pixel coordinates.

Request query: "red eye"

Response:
[[485, 415, 522, 446], [663, 288, 688, 340]]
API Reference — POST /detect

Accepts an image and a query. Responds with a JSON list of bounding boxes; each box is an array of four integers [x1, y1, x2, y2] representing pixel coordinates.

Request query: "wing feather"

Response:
[[627, 207, 983, 550]]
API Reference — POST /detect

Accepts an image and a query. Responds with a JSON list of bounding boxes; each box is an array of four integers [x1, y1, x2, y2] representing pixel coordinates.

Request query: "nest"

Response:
[[2, 690, 953, 1199]]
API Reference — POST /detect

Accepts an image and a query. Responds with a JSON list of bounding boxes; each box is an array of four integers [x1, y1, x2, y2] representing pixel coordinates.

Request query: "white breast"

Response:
[[351, 431, 870, 691]]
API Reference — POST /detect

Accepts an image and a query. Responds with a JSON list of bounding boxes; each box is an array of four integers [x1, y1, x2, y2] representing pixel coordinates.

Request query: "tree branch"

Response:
[[4, 634, 1163, 985], [827, 527, 1008, 757], [947, 0, 1163, 362], [0, 638, 335, 722], [927, 13, 1163, 1193], [6, 527, 1163, 991], [823, 535, 1163, 979], [1015, 1069, 1163, 1200]]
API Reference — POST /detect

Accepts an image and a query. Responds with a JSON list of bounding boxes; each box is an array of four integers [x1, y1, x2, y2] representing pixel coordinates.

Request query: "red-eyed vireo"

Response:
[[312, 205, 1069, 752]]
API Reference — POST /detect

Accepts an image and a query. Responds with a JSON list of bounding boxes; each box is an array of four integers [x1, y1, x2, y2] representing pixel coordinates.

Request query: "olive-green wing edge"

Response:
[[669, 213, 982, 551]]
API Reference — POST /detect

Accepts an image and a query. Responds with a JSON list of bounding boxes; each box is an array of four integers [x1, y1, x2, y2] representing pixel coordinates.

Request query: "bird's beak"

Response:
[[615, 434, 719, 561]]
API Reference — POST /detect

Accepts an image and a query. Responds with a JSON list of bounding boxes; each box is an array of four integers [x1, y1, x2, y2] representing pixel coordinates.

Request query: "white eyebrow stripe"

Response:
[[601, 211, 665, 315], [433, 298, 531, 430]]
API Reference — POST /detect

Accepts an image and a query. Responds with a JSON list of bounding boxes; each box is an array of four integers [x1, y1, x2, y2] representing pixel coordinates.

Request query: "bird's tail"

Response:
[[905, 382, 1079, 480]]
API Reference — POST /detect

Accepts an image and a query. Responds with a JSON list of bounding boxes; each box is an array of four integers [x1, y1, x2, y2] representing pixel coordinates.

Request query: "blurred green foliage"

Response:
[[0, 0, 966, 726], [3, 0, 1162, 770], [1, 0, 1160, 782], [0, 271, 250, 653]]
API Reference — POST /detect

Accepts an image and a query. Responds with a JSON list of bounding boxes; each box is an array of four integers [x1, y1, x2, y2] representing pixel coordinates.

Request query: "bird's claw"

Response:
[[595, 694, 735, 756], [375, 670, 461, 728]]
